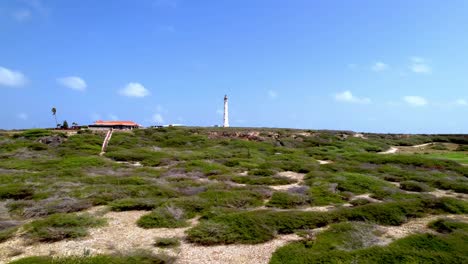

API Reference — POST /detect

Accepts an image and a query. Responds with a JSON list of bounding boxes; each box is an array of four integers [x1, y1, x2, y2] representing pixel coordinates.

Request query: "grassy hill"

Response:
[[0, 127, 467, 263]]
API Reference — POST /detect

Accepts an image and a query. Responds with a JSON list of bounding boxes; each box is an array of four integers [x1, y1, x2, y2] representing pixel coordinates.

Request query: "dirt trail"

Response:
[[379, 142, 434, 155], [379, 147, 399, 154], [411, 143, 433, 148]]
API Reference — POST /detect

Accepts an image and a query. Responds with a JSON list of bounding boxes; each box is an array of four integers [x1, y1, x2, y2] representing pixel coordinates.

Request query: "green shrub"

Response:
[[154, 237, 180, 248], [0, 184, 34, 200], [186, 212, 275, 245], [109, 198, 164, 211], [430, 143, 448, 150], [400, 181, 432, 192], [0, 226, 18, 242], [428, 218, 468, 234], [13, 129, 52, 139], [270, 232, 467, 264], [350, 198, 372, 206], [199, 190, 263, 208], [248, 168, 276, 176], [24, 213, 106, 242], [455, 144, 468, 151], [137, 207, 189, 228], [267, 192, 309, 209]]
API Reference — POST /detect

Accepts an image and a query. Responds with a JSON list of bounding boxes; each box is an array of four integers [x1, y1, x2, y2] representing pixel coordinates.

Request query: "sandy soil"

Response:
[[379, 214, 468, 244], [317, 160, 333, 165], [0, 208, 302, 264], [269, 171, 305, 191], [2, 206, 467, 264]]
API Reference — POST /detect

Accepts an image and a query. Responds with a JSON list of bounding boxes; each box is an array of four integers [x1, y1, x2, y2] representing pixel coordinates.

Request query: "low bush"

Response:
[[400, 181, 432, 192], [455, 144, 468, 151], [349, 198, 372, 206], [109, 198, 164, 211], [13, 129, 52, 139], [137, 206, 189, 228], [0, 184, 34, 200], [24, 213, 106, 242], [154, 237, 180, 248], [21, 197, 92, 217], [231, 175, 293, 185], [199, 189, 263, 208], [428, 218, 468, 233], [0, 226, 18, 242], [187, 197, 468, 245], [248, 168, 276, 176], [186, 212, 275, 245], [270, 232, 467, 264], [267, 192, 309, 209]]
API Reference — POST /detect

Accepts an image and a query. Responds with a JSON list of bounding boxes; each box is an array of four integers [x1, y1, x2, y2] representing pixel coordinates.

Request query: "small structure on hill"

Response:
[[89, 120, 141, 130], [223, 95, 229, 127]]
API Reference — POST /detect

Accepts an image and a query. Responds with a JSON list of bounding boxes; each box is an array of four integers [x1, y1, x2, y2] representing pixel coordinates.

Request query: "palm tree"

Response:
[[51, 107, 57, 128]]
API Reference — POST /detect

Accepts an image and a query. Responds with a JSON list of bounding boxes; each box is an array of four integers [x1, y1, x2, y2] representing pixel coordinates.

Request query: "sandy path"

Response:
[[412, 143, 433, 148], [317, 160, 332, 165], [379, 147, 399, 154]]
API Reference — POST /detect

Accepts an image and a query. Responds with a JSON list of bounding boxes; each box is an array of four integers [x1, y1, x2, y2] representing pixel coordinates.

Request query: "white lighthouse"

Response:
[[223, 95, 229, 127]]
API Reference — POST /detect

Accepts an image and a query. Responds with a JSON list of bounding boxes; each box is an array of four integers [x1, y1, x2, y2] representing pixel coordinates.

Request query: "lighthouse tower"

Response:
[[223, 95, 229, 127]]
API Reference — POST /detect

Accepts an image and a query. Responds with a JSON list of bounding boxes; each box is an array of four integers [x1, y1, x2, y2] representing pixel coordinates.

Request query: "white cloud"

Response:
[[334, 90, 371, 104], [455, 99, 468, 106], [268, 90, 278, 99], [17, 113, 28, 120], [371, 62, 389, 72], [12, 9, 31, 21], [119, 82, 150, 97], [403, 96, 428, 106], [409, 57, 432, 74], [0, 66, 28, 87], [152, 113, 164, 124], [57, 76, 87, 91]]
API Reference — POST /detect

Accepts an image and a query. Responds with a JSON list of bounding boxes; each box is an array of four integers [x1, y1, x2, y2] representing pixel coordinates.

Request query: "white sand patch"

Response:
[[379, 214, 468, 245], [269, 171, 305, 191], [388, 182, 401, 187], [412, 143, 433, 148], [115, 161, 143, 167], [353, 133, 367, 139], [379, 147, 399, 154], [317, 160, 332, 165], [428, 189, 468, 200], [176, 234, 301, 264], [351, 194, 382, 203]]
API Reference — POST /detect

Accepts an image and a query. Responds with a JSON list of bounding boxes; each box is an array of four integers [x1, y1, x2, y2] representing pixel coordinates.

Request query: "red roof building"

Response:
[[89, 120, 141, 130]]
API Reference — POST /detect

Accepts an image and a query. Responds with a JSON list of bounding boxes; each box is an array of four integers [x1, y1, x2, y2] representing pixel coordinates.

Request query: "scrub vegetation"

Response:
[[1, 127, 467, 263]]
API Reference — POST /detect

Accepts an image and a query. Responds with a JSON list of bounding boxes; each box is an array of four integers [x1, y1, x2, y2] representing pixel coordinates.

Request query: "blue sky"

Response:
[[1, 0, 468, 133]]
